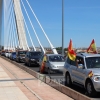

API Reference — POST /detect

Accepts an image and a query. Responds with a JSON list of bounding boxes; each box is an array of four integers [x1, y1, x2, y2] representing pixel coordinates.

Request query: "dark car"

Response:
[[16, 50, 27, 62], [10, 52, 16, 60], [25, 51, 42, 66], [1, 51, 5, 56]]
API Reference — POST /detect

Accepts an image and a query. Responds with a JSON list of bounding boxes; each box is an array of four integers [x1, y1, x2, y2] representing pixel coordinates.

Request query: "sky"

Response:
[[2, 0, 100, 48]]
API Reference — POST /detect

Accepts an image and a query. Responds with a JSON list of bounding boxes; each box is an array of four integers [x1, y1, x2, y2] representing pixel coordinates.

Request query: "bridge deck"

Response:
[[0, 57, 73, 100]]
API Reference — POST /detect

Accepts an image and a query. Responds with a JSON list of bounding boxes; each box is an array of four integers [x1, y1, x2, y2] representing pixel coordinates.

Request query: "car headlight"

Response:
[[19, 56, 22, 59], [50, 64, 56, 68], [31, 59, 35, 61], [94, 76, 100, 82]]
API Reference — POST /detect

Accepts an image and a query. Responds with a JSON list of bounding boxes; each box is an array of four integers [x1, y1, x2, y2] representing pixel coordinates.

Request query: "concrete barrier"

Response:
[[0, 56, 91, 100]]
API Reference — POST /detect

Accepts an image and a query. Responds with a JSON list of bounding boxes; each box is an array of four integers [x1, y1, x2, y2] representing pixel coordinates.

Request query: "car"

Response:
[[63, 53, 100, 97], [8, 52, 12, 58], [10, 52, 16, 60], [1, 51, 5, 56], [25, 51, 42, 67], [39, 54, 65, 74], [16, 50, 27, 62], [5, 52, 9, 57]]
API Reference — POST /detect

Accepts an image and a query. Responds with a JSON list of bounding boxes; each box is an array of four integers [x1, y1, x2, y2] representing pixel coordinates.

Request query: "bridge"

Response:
[[0, 1, 100, 100], [0, 0, 58, 54]]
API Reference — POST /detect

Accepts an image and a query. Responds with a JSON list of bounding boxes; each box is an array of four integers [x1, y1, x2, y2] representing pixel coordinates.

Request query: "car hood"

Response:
[[87, 68, 100, 75]]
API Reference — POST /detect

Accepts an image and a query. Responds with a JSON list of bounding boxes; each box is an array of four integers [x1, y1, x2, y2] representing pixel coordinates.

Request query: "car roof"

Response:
[[46, 54, 62, 56], [17, 50, 27, 52], [77, 53, 100, 58], [29, 51, 41, 52]]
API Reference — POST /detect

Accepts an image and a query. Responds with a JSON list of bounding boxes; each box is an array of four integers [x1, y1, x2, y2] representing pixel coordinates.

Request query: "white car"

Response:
[[63, 53, 100, 97], [5, 52, 9, 58], [39, 54, 65, 74]]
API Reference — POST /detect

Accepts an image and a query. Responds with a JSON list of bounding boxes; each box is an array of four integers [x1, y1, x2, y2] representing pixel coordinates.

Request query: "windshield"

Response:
[[18, 51, 27, 55], [86, 57, 100, 68], [12, 52, 16, 55], [49, 55, 65, 62], [30, 52, 41, 56]]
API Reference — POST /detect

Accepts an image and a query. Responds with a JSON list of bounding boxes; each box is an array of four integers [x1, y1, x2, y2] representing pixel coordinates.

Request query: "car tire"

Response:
[[18, 59, 20, 63], [86, 80, 97, 97], [65, 73, 72, 86], [28, 62, 31, 67], [25, 62, 27, 65]]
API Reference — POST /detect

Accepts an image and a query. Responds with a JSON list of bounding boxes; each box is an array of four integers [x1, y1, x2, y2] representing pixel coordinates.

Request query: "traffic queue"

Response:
[[0, 39, 100, 97]]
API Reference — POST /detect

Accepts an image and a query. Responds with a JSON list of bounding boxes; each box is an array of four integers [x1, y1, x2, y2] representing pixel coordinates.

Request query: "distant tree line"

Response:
[[56, 47, 68, 51]]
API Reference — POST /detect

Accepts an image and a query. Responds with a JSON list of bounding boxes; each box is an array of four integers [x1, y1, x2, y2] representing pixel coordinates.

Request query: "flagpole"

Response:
[[62, 0, 64, 56]]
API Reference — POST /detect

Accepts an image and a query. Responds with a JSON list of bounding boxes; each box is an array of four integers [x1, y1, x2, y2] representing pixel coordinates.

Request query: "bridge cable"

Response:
[[25, 0, 58, 54], [21, 0, 45, 54], [4, 0, 11, 50], [9, 0, 15, 50], [4, 0, 7, 50], [21, 8, 36, 51], [5, 0, 13, 50]]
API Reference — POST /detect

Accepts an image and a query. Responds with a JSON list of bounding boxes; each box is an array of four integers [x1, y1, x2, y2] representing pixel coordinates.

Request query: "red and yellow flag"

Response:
[[40, 55, 47, 73], [68, 39, 76, 61], [87, 39, 97, 54]]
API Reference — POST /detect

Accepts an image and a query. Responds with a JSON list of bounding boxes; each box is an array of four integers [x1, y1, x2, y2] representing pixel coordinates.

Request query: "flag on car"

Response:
[[87, 39, 97, 54], [68, 39, 76, 61], [40, 55, 47, 73]]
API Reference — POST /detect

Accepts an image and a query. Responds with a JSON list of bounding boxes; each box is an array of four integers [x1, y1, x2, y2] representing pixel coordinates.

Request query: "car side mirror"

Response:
[[78, 64, 84, 69]]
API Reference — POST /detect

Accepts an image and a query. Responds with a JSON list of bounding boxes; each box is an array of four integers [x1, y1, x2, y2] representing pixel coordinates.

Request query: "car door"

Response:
[[70, 60, 78, 82], [74, 57, 86, 85], [44, 56, 50, 69], [25, 52, 29, 63]]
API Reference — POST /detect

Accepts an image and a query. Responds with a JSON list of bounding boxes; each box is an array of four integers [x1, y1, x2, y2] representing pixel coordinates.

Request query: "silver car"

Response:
[[63, 53, 100, 97], [39, 54, 65, 74]]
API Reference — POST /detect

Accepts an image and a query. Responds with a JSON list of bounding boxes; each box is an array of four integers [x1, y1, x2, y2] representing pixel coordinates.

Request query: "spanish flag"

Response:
[[68, 39, 76, 61], [40, 55, 47, 73], [87, 39, 97, 54], [43, 55, 47, 62]]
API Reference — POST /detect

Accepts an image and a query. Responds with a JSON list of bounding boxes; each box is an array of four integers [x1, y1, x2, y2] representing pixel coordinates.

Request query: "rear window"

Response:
[[12, 52, 16, 55], [30, 52, 41, 56], [49, 55, 65, 62], [18, 51, 27, 55]]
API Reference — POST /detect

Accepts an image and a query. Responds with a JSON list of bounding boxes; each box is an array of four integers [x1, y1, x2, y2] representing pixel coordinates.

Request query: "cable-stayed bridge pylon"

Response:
[[3, 0, 58, 54]]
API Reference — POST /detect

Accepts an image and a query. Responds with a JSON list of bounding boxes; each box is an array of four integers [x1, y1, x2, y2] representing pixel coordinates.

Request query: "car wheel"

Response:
[[25, 62, 27, 65], [39, 66, 41, 72], [18, 59, 20, 63], [28, 62, 31, 67], [65, 73, 72, 86], [86, 80, 97, 97]]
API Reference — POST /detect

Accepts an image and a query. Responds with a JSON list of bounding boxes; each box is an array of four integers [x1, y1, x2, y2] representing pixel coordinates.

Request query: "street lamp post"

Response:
[[62, 0, 64, 56]]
